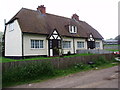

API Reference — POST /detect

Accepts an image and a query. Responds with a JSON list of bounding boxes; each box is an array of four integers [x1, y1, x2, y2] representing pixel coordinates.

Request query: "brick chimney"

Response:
[[72, 14, 79, 21], [37, 5, 46, 14]]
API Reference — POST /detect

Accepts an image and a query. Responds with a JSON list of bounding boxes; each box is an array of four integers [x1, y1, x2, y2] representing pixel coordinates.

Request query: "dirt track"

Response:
[[10, 66, 119, 88]]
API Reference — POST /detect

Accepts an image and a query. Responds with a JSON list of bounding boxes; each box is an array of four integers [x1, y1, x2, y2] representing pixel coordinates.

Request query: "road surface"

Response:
[[10, 66, 119, 88]]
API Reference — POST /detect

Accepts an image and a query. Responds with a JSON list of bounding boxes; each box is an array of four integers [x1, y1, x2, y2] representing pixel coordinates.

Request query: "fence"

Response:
[[76, 49, 113, 54], [104, 45, 118, 50], [2, 54, 114, 71]]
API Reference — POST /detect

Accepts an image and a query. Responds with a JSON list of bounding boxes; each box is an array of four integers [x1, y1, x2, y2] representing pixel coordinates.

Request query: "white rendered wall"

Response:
[[5, 20, 22, 56], [23, 34, 48, 56]]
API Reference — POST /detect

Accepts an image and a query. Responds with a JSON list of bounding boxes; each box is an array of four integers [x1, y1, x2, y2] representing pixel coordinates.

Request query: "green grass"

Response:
[[2, 56, 119, 87], [105, 49, 120, 52], [63, 53, 94, 58], [104, 44, 120, 46], [1, 53, 94, 63]]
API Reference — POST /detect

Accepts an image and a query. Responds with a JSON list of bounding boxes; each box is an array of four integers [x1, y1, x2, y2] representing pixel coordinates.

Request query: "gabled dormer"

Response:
[[48, 29, 61, 40], [87, 33, 95, 41], [69, 25, 77, 34]]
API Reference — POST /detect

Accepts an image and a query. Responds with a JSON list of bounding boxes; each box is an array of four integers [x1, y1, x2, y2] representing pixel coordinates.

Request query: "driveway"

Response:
[[9, 66, 119, 88]]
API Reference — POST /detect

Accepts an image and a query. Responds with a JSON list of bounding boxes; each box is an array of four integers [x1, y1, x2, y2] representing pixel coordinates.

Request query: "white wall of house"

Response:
[[95, 40, 103, 49], [23, 34, 48, 56], [62, 37, 103, 54], [5, 20, 22, 56]]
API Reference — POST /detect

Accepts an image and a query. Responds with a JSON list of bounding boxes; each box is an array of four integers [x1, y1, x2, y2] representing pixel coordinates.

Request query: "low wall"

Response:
[[2, 54, 114, 71]]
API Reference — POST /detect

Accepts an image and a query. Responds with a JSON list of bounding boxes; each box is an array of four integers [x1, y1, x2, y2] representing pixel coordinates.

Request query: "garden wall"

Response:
[[2, 54, 114, 71]]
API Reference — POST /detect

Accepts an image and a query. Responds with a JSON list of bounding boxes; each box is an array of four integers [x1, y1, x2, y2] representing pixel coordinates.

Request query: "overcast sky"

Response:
[[0, 0, 119, 39]]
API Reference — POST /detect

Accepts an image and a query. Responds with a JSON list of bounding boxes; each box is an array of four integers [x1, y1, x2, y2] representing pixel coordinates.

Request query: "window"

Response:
[[31, 40, 43, 49], [49, 40, 52, 48], [63, 41, 71, 48], [69, 25, 77, 33], [95, 42, 100, 48], [58, 40, 61, 48], [9, 22, 14, 31], [77, 42, 84, 48]]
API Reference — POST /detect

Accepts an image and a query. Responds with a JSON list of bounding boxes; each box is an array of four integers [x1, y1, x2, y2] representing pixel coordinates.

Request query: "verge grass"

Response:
[[1, 53, 94, 63], [105, 49, 120, 52]]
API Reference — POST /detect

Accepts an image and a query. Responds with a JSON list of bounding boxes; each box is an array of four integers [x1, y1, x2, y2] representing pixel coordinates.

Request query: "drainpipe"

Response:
[[73, 37, 75, 54], [61, 38, 63, 55], [22, 33, 24, 59]]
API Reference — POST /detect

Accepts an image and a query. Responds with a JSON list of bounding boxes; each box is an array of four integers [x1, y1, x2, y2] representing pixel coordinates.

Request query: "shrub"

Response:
[[2, 61, 55, 86], [74, 63, 91, 70], [67, 51, 71, 55], [92, 56, 109, 66]]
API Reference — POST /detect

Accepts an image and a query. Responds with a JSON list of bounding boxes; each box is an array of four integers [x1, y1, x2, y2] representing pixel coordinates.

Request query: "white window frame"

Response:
[[62, 41, 71, 48], [9, 22, 14, 32], [31, 40, 44, 49], [77, 41, 84, 48], [69, 25, 77, 33], [95, 42, 100, 48]]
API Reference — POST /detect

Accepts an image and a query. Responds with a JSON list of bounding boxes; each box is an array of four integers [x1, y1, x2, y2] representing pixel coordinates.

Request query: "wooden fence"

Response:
[[2, 54, 114, 71]]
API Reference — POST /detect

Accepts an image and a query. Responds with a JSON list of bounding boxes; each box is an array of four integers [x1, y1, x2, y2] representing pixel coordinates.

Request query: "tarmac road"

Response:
[[9, 66, 119, 88]]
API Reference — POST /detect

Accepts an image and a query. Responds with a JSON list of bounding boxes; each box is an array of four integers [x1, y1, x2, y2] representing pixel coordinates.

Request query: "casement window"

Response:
[[95, 42, 100, 48], [62, 41, 71, 48], [9, 22, 14, 31], [77, 42, 84, 48], [31, 40, 43, 49], [69, 25, 77, 33]]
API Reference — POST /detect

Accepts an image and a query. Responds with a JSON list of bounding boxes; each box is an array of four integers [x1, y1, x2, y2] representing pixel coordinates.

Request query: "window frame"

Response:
[[31, 39, 44, 49], [9, 22, 14, 32], [95, 42, 100, 48], [77, 41, 84, 48], [62, 41, 71, 49], [69, 25, 77, 34]]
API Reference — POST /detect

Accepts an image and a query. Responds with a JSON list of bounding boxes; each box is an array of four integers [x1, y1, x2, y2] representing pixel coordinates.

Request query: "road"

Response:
[[10, 66, 119, 88]]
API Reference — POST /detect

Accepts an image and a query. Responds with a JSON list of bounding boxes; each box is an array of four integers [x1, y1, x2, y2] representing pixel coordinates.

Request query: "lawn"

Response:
[[104, 44, 120, 46], [1, 53, 94, 63], [105, 49, 120, 52]]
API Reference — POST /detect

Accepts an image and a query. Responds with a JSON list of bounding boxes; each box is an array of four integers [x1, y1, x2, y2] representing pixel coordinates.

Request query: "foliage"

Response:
[[3, 61, 55, 87], [63, 53, 94, 58], [92, 56, 110, 67], [2, 56, 118, 87]]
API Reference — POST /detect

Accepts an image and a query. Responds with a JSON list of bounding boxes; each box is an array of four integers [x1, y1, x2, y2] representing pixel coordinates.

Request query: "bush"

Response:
[[2, 61, 55, 86], [74, 63, 91, 70], [92, 56, 109, 66]]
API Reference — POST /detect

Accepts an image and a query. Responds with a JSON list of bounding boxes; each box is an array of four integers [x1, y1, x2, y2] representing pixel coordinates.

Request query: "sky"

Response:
[[0, 0, 119, 40]]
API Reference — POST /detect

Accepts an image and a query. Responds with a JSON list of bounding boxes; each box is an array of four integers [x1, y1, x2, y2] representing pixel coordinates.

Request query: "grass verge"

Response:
[[105, 49, 119, 52], [1, 53, 94, 63]]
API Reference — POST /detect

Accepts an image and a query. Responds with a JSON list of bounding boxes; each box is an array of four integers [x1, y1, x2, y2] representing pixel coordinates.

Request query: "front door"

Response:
[[87, 34, 95, 49], [87, 41, 95, 49], [53, 39, 59, 56]]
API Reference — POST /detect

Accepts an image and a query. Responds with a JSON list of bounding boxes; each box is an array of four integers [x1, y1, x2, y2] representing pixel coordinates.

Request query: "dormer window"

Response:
[[69, 25, 77, 33]]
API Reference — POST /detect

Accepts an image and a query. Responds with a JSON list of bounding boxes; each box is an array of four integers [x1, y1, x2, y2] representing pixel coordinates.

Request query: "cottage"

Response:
[[4, 5, 103, 58]]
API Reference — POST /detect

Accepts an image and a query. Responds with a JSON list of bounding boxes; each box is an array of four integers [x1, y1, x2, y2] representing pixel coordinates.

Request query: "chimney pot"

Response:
[[37, 5, 46, 14], [72, 14, 79, 21]]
